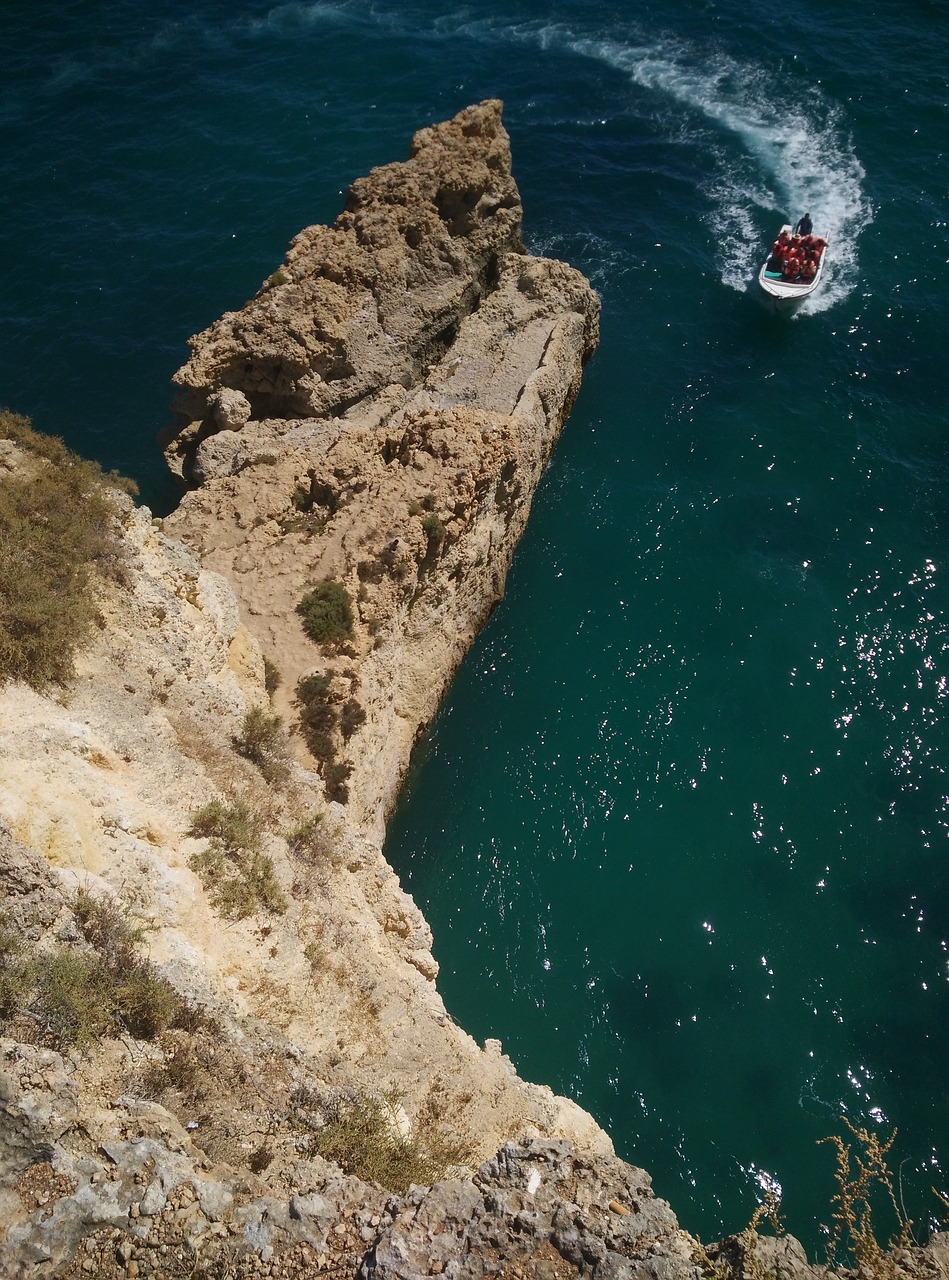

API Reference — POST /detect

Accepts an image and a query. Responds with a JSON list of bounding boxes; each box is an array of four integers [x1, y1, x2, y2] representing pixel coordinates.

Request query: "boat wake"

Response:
[[412, 10, 872, 314], [532, 29, 873, 313]]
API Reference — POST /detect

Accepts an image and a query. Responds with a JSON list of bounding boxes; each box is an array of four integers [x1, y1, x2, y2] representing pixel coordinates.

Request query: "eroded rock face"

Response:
[[163, 102, 599, 837], [165, 99, 525, 471], [0, 101, 626, 1277]]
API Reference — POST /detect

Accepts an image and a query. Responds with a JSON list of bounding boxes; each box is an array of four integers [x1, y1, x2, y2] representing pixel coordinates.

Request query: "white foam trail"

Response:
[[261, 8, 872, 310], [508, 23, 873, 311]]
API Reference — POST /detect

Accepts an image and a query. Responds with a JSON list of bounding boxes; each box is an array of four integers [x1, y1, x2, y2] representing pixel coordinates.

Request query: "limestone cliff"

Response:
[[161, 99, 599, 841]]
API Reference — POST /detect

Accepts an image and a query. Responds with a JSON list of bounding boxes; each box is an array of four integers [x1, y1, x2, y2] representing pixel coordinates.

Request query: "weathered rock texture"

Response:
[[162, 99, 599, 840], [166, 100, 524, 440]]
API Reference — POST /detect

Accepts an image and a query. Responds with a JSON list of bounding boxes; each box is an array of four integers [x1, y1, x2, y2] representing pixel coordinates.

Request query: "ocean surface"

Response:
[[2, 0, 947, 1250]]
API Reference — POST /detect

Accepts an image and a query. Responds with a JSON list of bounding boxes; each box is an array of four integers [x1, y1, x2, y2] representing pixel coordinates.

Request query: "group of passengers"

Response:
[[768, 214, 827, 283]]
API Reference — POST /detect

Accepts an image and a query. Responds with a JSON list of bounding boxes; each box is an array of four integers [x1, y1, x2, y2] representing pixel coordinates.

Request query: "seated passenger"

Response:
[[801, 259, 817, 280], [783, 255, 801, 280]]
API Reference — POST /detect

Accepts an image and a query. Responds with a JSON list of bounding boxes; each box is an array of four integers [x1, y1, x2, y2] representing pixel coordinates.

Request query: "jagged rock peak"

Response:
[[167, 100, 524, 446]]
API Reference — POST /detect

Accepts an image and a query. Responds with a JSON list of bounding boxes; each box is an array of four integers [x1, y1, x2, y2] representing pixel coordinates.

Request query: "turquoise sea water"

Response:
[[2, 0, 947, 1248]]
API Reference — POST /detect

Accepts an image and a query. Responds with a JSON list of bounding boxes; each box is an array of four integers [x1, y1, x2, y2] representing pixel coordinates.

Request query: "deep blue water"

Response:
[[2, 0, 948, 1250]]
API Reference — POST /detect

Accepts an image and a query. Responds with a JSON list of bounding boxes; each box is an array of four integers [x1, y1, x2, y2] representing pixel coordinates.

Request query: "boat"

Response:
[[758, 223, 828, 309]]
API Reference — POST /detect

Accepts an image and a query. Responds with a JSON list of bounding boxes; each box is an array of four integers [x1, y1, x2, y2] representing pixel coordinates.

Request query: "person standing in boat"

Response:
[[796, 212, 813, 237]]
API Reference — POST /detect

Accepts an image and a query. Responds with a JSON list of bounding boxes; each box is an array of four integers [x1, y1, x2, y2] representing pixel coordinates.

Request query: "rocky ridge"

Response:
[[161, 99, 599, 839], [1, 100, 945, 1280]]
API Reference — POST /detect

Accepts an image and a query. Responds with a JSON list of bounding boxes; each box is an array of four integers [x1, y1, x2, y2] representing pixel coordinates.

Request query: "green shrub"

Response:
[[297, 581, 354, 646], [421, 513, 445, 548], [0, 410, 135, 688], [0, 894, 185, 1050], [233, 706, 291, 786], [263, 656, 281, 696], [323, 761, 352, 805], [188, 799, 287, 919], [296, 675, 336, 762], [212, 852, 287, 920], [189, 798, 261, 852], [295, 676, 353, 804], [294, 1089, 469, 1192], [31, 949, 118, 1048], [340, 698, 367, 742]]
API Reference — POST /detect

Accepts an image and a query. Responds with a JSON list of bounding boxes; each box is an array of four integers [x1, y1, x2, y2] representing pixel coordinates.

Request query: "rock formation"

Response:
[[161, 98, 599, 840], [1, 100, 945, 1280]]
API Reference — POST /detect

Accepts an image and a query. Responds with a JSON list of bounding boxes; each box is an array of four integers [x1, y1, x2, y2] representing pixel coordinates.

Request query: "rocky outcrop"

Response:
[[0, 101, 623, 1276], [164, 100, 527, 464], [161, 100, 599, 838]]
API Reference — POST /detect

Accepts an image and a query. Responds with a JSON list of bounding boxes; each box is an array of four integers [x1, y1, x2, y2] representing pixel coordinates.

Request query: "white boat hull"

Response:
[[758, 223, 828, 308]]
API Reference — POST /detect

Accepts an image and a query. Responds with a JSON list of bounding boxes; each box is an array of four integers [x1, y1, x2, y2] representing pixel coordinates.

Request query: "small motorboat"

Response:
[[758, 223, 828, 309]]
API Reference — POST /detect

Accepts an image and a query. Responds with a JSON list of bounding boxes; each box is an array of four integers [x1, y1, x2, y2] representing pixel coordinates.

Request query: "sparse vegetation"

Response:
[[0, 410, 136, 689], [819, 1119, 914, 1274], [408, 494, 437, 518], [263, 655, 281, 696], [340, 697, 367, 741], [295, 675, 353, 803], [233, 706, 291, 785], [297, 581, 354, 646], [296, 674, 335, 761], [696, 1119, 921, 1280], [278, 480, 328, 539], [421, 512, 445, 548], [291, 1087, 470, 1192], [279, 511, 327, 538], [286, 813, 336, 865], [0, 891, 184, 1050], [188, 799, 287, 919]]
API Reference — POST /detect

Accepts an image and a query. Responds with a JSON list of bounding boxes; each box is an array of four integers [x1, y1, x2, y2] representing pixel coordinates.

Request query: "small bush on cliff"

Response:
[[819, 1119, 914, 1273], [291, 1087, 470, 1192], [233, 706, 291, 786], [287, 813, 337, 865], [189, 799, 287, 919], [695, 1120, 921, 1280], [263, 655, 281, 696], [295, 675, 353, 804], [0, 892, 184, 1050], [297, 581, 354, 647], [421, 512, 445, 548], [340, 698, 367, 742], [0, 410, 135, 689]]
